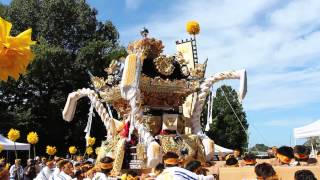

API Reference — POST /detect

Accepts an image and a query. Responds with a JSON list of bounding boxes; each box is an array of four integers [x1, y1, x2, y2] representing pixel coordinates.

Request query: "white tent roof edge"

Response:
[[215, 144, 233, 153], [0, 134, 30, 151], [293, 119, 320, 139]]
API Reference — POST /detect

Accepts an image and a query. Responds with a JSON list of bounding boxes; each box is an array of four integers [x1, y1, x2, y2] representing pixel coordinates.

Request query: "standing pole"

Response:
[[14, 142, 17, 159]]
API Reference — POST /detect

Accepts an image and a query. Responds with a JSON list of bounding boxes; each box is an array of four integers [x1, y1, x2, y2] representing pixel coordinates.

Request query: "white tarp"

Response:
[[215, 144, 233, 153], [0, 134, 30, 151], [294, 119, 320, 139]]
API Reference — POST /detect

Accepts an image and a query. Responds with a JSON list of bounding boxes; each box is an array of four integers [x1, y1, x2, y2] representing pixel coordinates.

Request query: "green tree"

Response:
[[303, 137, 320, 149], [0, 3, 8, 17], [0, 0, 126, 157], [201, 85, 249, 150], [250, 144, 269, 152]]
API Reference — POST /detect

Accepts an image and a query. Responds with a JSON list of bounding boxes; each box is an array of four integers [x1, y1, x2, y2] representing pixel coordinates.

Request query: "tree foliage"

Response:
[[303, 137, 320, 149], [201, 85, 249, 150], [0, 0, 126, 156], [250, 144, 269, 152]]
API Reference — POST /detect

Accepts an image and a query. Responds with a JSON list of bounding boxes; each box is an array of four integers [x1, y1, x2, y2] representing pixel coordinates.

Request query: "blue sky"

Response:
[[1, 0, 320, 147]]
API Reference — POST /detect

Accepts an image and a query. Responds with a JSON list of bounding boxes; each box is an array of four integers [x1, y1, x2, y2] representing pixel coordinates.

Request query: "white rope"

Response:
[[190, 69, 247, 135], [221, 87, 248, 135], [84, 103, 95, 146], [63, 88, 120, 139], [205, 89, 214, 131]]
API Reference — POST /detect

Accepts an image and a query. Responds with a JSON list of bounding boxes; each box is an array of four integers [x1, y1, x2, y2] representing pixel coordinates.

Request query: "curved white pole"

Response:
[[191, 69, 247, 134]]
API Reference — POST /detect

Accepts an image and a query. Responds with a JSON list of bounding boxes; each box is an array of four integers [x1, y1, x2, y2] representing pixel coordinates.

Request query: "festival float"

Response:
[[62, 22, 247, 174]]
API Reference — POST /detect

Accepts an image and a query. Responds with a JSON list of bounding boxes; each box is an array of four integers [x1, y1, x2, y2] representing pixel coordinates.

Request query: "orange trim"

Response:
[[164, 158, 179, 165]]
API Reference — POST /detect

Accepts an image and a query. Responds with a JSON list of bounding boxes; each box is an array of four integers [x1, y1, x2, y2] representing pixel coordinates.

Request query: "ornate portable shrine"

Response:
[[62, 22, 248, 174]]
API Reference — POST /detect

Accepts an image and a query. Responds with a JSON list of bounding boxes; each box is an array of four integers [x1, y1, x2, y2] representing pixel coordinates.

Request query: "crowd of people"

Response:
[[0, 145, 319, 180]]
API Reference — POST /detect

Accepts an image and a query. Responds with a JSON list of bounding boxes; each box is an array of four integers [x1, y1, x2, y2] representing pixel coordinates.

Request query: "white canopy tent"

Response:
[[293, 120, 320, 157], [215, 144, 233, 153], [293, 119, 320, 139], [0, 134, 30, 151]]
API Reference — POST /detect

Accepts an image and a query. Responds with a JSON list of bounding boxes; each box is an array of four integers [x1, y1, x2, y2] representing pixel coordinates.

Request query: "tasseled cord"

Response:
[[84, 102, 95, 146]]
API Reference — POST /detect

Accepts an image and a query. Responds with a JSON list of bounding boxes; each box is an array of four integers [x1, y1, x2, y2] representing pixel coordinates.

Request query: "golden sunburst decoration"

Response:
[[154, 55, 175, 76], [0, 17, 36, 81]]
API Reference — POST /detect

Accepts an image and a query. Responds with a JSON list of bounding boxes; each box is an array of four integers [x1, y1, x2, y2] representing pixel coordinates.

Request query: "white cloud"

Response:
[[270, 0, 320, 30], [263, 118, 316, 127], [125, 0, 142, 10], [120, 0, 320, 112]]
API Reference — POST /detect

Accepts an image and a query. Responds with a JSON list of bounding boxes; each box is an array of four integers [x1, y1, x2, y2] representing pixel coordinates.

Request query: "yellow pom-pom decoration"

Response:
[[186, 21, 200, 35], [7, 129, 20, 142], [27, 132, 39, 144], [0, 144, 3, 153], [86, 146, 93, 155], [0, 17, 36, 81], [46, 146, 57, 156], [87, 137, 96, 146], [69, 146, 77, 155]]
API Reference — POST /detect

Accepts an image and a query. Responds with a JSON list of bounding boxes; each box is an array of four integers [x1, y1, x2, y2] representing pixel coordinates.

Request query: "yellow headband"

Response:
[[277, 153, 291, 164], [226, 163, 239, 167], [127, 175, 139, 180], [164, 158, 179, 165], [100, 162, 113, 170], [257, 175, 279, 180]]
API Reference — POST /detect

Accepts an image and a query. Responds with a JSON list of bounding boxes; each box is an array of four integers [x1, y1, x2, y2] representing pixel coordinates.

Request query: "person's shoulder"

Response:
[[93, 172, 107, 180]]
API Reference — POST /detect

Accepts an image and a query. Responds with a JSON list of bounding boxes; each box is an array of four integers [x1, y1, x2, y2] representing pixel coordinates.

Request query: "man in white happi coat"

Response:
[[34, 160, 55, 180], [156, 166, 216, 180], [92, 156, 117, 180], [55, 160, 76, 180]]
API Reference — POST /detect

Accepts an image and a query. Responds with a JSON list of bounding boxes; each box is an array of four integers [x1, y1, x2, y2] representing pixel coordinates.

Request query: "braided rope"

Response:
[[190, 70, 247, 135], [63, 88, 119, 139]]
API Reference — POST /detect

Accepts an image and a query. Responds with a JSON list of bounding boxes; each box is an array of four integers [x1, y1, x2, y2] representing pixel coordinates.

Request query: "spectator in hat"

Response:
[[163, 152, 179, 168], [243, 153, 257, 166], [9, 159, 23, 180], [275, 146, 294, 166], [293, 145, 310, 166]]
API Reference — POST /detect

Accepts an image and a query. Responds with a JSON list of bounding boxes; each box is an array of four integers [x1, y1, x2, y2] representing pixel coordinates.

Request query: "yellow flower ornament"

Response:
[[186, 21, 200, 35], [87, 136, 96, 146], [27, 132, 39, 144], [7, 128, 20, 142], [86, 146, 93, 155], [46, 146, 57, 156], [0, 17, 36, 81], [69, 146, 77, 155]]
